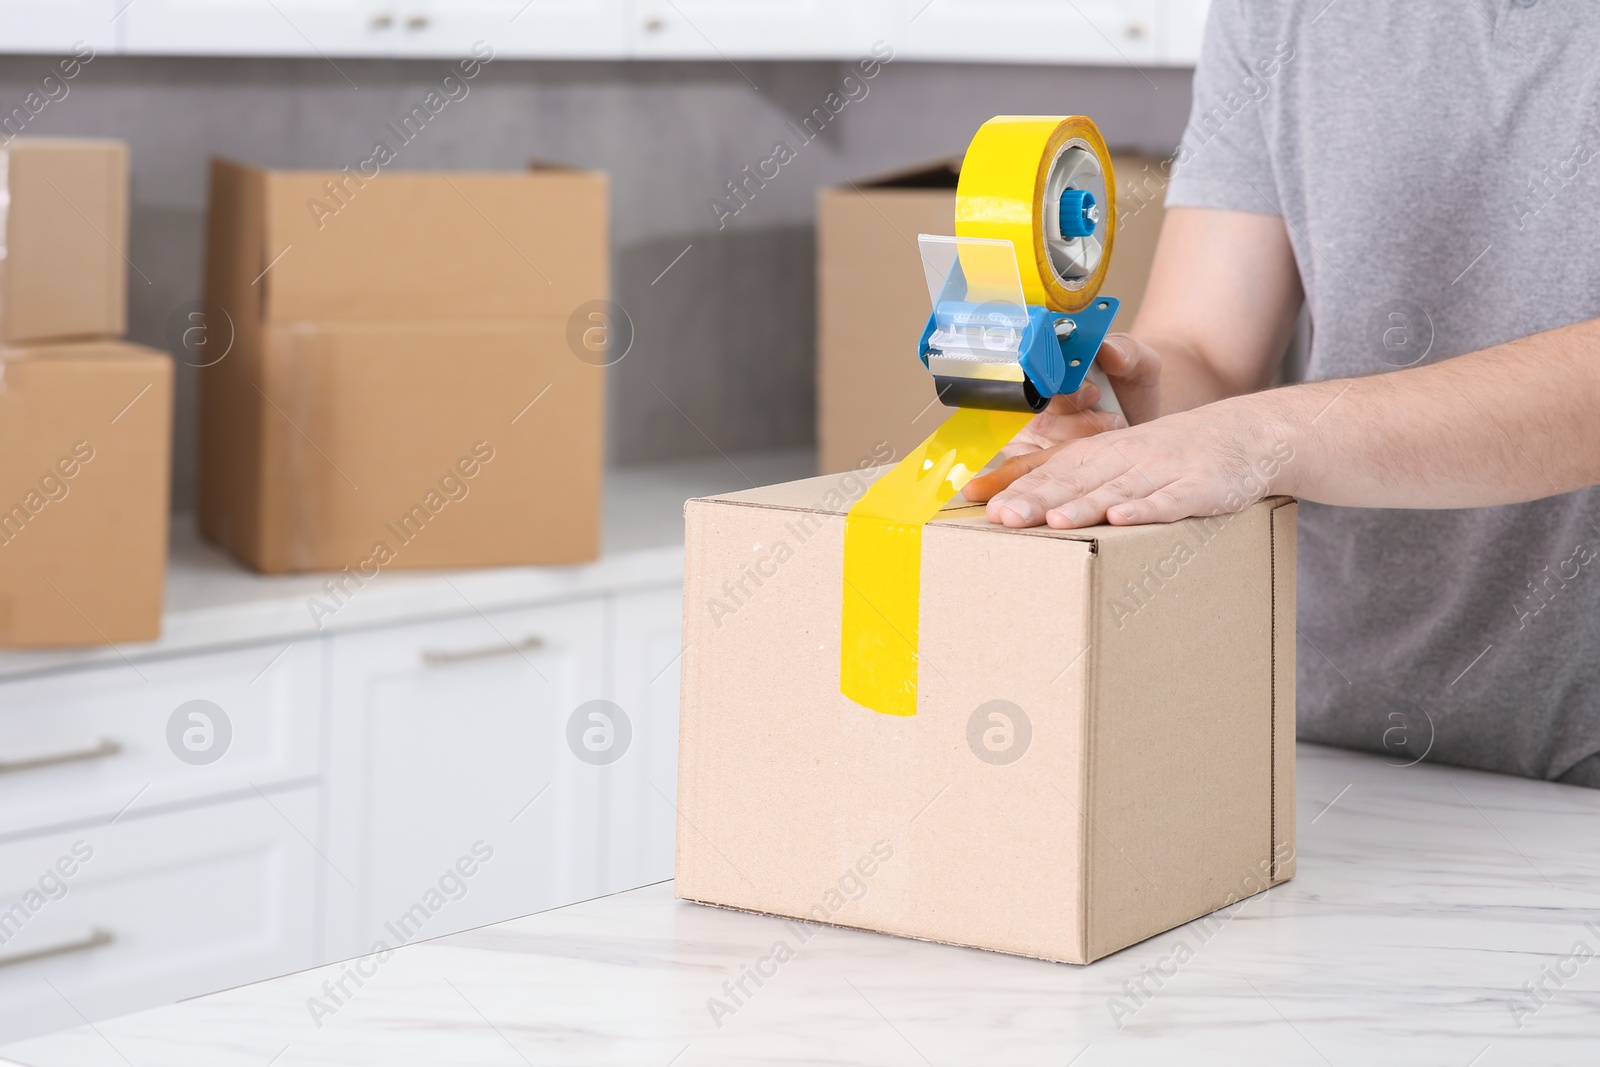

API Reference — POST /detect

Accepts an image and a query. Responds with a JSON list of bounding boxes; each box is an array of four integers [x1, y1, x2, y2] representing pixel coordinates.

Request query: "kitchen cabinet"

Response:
[[1, 0, 1209, 64], [629, 0, 894, 59], [392, 0, 630, 59], [120, 0, 393, 57], [0, 640, 323, 838], [0, 790, 321, 1037], [896, 0, 1164, 66], [322, 598, 610, 958], [0, 575, 685, 1043], [0, 0, 119, 54]]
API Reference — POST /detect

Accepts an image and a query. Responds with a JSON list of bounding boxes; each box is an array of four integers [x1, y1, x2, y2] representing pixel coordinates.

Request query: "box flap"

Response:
[[234, 163, 607, 324]]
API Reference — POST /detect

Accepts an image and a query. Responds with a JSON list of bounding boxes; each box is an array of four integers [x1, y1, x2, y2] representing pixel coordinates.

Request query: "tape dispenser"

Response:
[[918, 115, 1120, 412]]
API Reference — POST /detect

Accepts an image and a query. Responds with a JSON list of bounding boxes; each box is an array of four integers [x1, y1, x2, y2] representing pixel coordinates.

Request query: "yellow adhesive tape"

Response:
[[840, 407, 1030, 717], [954, 115, 1116, 313]]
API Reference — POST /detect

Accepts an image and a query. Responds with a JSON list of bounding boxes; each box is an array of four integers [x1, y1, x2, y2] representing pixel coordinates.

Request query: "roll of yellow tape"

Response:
[[954, 115, 1116, 314]]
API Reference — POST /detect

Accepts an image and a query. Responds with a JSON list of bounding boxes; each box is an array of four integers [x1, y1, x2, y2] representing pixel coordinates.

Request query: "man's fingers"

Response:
[[1093, 334, 1144, 377], [964, 406, 1127, 502], [1042, 472, 1152, 529], [1105, 482, 1195, 525], [986, 440, 1130, 526], [1031, 399, 1124, 441], [962, 443, 1063, 502]]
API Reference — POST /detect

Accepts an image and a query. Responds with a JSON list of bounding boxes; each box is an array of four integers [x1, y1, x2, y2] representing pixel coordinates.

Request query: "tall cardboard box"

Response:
[[816, 154, 1169, 474], [0, 342, 173, 647], [676, 478, 1296, 964], [0, 139, 129, 344], [199, 160, 607, 574]]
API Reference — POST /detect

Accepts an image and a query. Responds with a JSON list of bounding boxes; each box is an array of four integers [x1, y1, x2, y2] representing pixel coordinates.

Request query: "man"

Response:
[[962, 1, 1600, 784]]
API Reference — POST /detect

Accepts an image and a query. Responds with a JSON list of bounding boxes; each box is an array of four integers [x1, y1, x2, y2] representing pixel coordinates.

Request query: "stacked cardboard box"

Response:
[[0, 139, 174, 648], [816, 153, 1171, 474], [199, 161, 608, 575]]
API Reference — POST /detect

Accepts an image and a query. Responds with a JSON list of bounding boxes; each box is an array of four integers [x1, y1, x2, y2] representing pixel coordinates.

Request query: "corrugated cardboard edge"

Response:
[[675, 499, 711, 903], [1270, 499, 1298, 883]]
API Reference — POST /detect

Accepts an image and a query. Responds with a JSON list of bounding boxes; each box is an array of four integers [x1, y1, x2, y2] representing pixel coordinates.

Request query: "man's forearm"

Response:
[[1259, 317, 1600, 509], [1130, 330, 1258, 418]]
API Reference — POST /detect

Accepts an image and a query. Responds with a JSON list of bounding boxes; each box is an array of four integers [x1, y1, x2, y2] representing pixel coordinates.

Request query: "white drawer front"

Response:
[[325, 598, 608, 959], [0, 788, 321, 1045], [0, 640, 323, 837]]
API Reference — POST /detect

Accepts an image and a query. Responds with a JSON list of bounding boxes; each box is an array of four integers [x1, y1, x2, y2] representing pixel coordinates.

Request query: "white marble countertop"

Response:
[[0, 451, 814, 680], [6, 742, 1599, 1066]]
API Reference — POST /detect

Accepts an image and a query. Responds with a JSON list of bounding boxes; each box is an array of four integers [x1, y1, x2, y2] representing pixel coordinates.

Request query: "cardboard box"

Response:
[[198, 160, 607, 574], [676, 479, 1295, 964], [816, 154, 1169, 474], [0, 138, 129, 344], [0, 341, 173, 648]]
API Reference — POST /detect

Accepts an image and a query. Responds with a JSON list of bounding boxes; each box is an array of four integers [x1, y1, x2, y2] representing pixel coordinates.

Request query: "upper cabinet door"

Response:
[[630, 0, 895, 59], [121, 0, 395, 57], [0, 0, 120, 53], [896, 0, 1163, 66], [390, 0, 629, 59], [1163, 0, 1211, 66]]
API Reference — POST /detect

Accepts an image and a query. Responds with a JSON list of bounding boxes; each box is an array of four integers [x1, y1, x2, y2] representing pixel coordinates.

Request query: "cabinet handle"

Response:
[[407, 14, 430, 29], [0, 738, 121, 776], [0, 929, 113, 970], [421, 636, 545, 666], [371, 12, 394, 28]]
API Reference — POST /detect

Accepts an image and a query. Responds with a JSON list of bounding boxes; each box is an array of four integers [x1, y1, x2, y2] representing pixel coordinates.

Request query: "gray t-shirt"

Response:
[[1166, 0, 1600, 783]]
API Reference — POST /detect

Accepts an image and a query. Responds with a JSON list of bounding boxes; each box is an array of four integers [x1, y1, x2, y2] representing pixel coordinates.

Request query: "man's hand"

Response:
[[966, 394, 1293, 529], [1092, 333, 1163, 426], [987, 378, 1126, 461]]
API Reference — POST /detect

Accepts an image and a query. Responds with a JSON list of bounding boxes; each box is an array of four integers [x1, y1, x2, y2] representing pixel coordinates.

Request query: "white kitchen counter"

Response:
[[5, 743, 1599, 1066], [0, 451, 814, 680]]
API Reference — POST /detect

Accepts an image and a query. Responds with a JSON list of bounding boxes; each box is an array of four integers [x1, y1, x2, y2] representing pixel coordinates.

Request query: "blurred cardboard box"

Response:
[[816, 153, 1169, 474], [199, 160, 607, 574], [676, 478, 1296, 964], [0, 341, 172, 648], [0, 138, 129, 344]]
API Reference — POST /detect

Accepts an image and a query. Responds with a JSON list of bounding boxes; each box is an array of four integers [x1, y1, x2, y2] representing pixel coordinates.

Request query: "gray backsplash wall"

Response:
[[0, 52, 1191, 511]]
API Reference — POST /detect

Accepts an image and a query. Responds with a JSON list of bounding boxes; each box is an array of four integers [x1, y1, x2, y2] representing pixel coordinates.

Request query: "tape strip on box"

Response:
[[839, 407, 1028, 717]]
